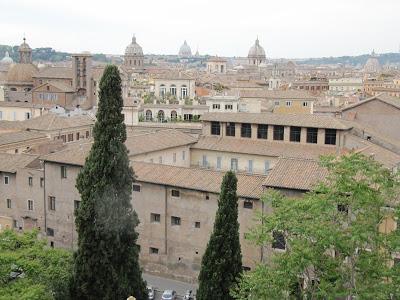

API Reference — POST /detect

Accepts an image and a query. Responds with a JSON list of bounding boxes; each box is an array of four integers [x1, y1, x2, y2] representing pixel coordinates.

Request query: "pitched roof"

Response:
[[0, 153, 39, 173], [200, 112, 350, 130], [0, 131, 48, 146], [0, 101, 53, 109], [341, 94, 400, 111], [192, 136, 339, 159], [263, 157, 329, 191], [21, 113, 94, 131], [42, 129, 198, 165], [32, 81, 74, 93], [133, 162, 266, 199], [239, 89, 316, 99], [125, 129, 198, 156], [33, 66, 73, 79]]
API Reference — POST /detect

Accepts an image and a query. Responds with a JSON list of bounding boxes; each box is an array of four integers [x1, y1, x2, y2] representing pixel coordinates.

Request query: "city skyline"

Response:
[[2, 0, 400, 58]]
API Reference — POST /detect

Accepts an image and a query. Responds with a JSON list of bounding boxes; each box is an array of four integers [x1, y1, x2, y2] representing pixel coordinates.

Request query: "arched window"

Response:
[[145, 110, 152, 121], [157, 110, 165, 121], [181, 85, 188, 98], [160, 84, 166, 97], [170, 85, 177, 96], [171, 110, 177, 120]]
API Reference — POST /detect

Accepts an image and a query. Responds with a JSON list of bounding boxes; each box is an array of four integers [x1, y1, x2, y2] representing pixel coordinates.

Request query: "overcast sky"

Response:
[[1, 0, 399, 58]]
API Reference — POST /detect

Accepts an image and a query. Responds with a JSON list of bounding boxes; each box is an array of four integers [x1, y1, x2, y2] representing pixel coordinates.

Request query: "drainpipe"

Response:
[[164, 185, 168, 254], [43, 161, 47, 233]]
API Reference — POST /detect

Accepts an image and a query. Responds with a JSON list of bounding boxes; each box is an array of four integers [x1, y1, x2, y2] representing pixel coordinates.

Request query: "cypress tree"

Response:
[[71, 65, 147, 300], [197, 171, 243, 300]]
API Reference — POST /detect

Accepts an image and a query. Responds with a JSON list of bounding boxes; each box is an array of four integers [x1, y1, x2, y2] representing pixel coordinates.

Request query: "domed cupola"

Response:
[[19, 37, 32, 64], [248, 37, 266, 66], [1, 51, 14, 65], [179, 40, 192, 58], [124, 35, 144, 69]]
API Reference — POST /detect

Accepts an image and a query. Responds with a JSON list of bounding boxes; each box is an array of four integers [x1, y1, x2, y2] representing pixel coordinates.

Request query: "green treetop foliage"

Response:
[[197, 171, 243, 300], [232, 153, 400, 300], [72, 65, 147, 300], [0, 230, 72, 300]]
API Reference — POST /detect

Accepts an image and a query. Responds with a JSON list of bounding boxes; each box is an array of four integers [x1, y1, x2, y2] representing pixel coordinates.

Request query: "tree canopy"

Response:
[[232, 153, 400, 299]]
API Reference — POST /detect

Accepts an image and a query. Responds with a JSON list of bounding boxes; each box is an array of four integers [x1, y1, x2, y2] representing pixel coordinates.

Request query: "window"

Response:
[[173, 153, 176, 163], [132, 184, 141, 192], [243, 200, 253, 209], [40, 177, 44, 187], [216, 157, 222, 170], [61, 166, 67, 178], [181, 86, 188, 98], [150, 247, 159, 254], [247, 160, 253, 174], [67, 133, 74, 142], [273, 125, 284, 141], [212, 104, 220, 109], [241, 123, 252, 138], [290, 126, 301, 142], [25, 112, 31, 120], [46, 227, 54, 237], [264, 161, 270, 175], [211, 122, 221, 135], [182, 151, 186, 161], [195, 221, 201, 228], [226, 122, 236, 136], [151, 213, 161, 223], [27, 199, 34, 211], [274, 101, 280, 106], [4, 176, 9, 185], [325, 129, 337, 145], [231, 158, 238, 172], [257, 124, 268, 139], [205, 193, 210, 200], [6, 199, 11, 209], [286, 101, 292, 107], [272, 231, 286, 250], [48, 196, 56, 211], [171, 216, 181, 226], [50, 241, 54, 248], [76, 133, 80, 140], [225, 104, 233, 110], [28, 176, 33, 186], [86, 131, 89, 138], [170, 85, 177, 96], [202, 155, 208, 168], [303, 101, 308, 107], [74, 200, 81, 211], [306, 128, 318, 144], [171, 190, 180, 197]]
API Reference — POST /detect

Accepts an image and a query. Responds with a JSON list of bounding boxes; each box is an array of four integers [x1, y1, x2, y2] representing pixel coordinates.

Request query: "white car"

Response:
[[161, 290, 177, 300], [147, 286, 155, 300]]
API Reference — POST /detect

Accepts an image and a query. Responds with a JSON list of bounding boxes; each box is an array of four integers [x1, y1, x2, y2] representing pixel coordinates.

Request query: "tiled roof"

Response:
[[239, 90, 316, 99], [263, 157, 329, 191], [192, 136, 339, 159], [133, 161, 266, 199], [32, 82, 74, 93], [33, 67, 73, 79], [21, 113, 94, 131], [0, 101, 53, 109], [0, 153, 39, 173], [125, 129, 198, 156], [201, 112, 351, 130], [42, 129, 198, 165], [0, 131, 48, 146], [341, 94, 400, 111]]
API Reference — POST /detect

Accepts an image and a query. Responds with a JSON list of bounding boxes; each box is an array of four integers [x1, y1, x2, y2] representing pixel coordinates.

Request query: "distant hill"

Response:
[[0, 45, 111, 63], [297, 52, 400, 66]]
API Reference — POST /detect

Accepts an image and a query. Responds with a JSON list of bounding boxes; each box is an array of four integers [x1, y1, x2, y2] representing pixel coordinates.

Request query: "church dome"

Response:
[[125, 35, 143, 56], [364, 50, 381, 73], [1, 51, 14, 65], [248, 37, 266, 59], [6, 63, 38, 83], [179, 40, 192, 57]]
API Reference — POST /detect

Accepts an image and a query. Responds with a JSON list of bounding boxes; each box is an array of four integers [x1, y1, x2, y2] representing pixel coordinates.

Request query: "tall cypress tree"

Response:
[[197, 171, 243, 300], [71, 65, 147, 300]]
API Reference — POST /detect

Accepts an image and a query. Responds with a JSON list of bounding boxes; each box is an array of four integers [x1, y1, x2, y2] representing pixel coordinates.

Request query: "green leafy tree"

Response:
[[232, 154, 400, 299], [197, 171, 243, 300], [71, 65, 147, 300], [0, 230, 72, 300]]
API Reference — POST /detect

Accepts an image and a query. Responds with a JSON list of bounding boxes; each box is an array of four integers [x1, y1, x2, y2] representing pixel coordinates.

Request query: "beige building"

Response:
[[328, 77, 363, 93], [153, 73, 196, 100], [206, 57, 227, 74], [0, 101, 50, 121]]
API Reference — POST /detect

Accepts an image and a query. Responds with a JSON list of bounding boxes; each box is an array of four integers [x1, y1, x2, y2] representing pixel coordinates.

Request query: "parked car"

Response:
[[161, 289, 177, 300], [184, 290, 194, 300], [147, 286, 155, 300]]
